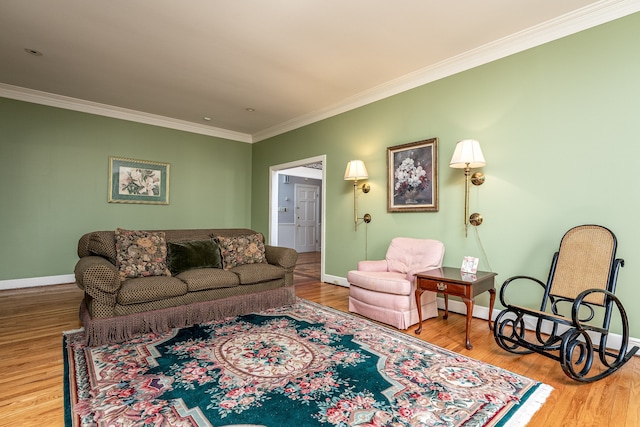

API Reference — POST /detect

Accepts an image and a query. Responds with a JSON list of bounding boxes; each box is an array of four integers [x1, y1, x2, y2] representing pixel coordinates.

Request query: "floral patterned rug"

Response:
[[64, 299, 551, 426]]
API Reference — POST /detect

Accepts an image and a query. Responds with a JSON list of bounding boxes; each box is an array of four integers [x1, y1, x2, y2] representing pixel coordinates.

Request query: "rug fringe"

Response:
[[502, 383, 554, 427], [63, 327, 85, 336]]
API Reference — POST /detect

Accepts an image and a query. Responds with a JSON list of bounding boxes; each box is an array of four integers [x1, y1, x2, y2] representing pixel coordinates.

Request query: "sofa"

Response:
[[75, 228, 298, 345]]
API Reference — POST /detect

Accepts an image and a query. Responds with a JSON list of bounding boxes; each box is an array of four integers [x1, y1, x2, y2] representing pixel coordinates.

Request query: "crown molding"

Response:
[[1, 1, 638, 144], [0, 83, 253, 143], [252, 0, 640, 142]]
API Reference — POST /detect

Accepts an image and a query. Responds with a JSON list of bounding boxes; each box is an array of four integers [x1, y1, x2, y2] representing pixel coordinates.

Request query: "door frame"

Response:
[[269, 155, 326, 283]]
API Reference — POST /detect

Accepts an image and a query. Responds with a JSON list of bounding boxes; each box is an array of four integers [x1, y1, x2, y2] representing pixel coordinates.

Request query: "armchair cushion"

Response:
[[386, 237, 444, 274]]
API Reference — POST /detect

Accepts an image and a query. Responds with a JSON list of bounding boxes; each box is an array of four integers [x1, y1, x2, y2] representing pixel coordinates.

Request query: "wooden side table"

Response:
[[414, 267, 497, 350]]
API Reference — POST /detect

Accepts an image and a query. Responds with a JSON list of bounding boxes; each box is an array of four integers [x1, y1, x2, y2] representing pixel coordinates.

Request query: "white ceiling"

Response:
[[1, 1, 638, 143]]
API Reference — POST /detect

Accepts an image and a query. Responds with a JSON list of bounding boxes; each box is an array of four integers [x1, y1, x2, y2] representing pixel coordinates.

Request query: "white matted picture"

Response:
[[108, 157, 170, 204], [461, 256, 479, 274], [387, 138, 438, 212]]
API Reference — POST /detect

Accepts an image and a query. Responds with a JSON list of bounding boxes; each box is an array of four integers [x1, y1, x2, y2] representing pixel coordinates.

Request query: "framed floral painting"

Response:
[[387, 138, 438, 212], [108, 157, 170, 204]]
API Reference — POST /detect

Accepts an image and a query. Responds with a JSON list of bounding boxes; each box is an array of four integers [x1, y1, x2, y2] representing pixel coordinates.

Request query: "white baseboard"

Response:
[[0, 274, 75, 291], [436, 297, 491, 322], [436, 297, 640, 355], [322, 274, 350, 287], [328, 275, 639, 355]]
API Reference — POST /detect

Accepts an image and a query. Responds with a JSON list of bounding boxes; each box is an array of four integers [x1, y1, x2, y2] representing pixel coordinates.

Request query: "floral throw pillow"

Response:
[[115, 228, 171, 281], [216, 233, 266, 270]]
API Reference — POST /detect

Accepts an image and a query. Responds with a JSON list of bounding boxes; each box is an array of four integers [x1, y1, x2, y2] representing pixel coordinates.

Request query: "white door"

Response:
[[295, 184, 319, 253]]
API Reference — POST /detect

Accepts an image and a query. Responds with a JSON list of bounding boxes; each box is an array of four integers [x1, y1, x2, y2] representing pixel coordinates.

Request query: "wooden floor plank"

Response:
[[0, 253, 638, 426]]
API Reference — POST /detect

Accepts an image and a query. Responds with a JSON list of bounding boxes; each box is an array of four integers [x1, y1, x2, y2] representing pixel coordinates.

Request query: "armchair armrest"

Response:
[[407, 266, 440, 282], [357, 260, 388, 272]]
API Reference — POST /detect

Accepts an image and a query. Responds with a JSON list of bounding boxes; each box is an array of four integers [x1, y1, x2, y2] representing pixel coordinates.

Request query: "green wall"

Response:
[[0, 99, 252, 280], [252, 13, 640, 334], [1, 12, 638, 336]]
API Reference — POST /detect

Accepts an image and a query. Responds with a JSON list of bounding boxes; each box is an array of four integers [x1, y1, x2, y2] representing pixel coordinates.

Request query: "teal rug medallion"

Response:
[[63, 299, 551, 426]]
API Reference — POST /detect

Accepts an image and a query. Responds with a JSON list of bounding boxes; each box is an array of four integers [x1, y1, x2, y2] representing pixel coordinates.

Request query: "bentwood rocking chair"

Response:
[[493, 224, 638, 382]]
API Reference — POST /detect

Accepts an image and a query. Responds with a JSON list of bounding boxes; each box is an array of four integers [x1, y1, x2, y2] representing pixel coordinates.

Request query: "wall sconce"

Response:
[[449, 139, 486, 237], [344, 160, 372, 231]]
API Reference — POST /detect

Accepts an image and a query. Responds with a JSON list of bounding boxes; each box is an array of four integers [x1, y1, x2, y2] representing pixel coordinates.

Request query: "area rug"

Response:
[[63, 299, 552, 427]]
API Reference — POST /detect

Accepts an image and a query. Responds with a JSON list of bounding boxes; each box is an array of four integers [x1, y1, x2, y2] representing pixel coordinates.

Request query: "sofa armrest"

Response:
[[264, 245, 298, 269], [74, 256, 121, 296], [357, 260, 388, 272]]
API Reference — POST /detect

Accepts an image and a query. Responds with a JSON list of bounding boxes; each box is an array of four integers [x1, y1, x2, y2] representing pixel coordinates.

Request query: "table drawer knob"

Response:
[[437, 282, 447, 291]]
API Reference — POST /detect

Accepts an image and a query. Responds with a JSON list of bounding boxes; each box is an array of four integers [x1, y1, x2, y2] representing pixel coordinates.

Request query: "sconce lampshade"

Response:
[[449, 139, 486, 169], [344, 160, 369, 181]]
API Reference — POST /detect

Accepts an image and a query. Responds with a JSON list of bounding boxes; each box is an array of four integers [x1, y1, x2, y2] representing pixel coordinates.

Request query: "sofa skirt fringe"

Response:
[[80, 286, 296, 346]]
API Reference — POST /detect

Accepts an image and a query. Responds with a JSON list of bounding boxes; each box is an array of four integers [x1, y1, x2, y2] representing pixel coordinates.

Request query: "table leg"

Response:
[[488, 288, 496, 330], [415, 288, 424, 334], [443, 294, 449, 320], [463, 297, 474, 350]]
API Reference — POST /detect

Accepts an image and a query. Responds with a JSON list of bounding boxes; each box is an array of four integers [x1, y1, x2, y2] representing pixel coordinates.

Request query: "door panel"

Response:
[[295, 184, 318, 253]]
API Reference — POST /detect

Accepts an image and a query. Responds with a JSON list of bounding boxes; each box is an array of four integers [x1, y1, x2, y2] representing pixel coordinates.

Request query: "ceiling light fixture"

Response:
[[203, 117, 211, 121], [24, 48, 43, 57], [245, 108, 255, 112]]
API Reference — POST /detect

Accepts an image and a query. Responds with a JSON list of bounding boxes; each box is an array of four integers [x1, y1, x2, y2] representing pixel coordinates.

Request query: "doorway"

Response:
[[269, 155, 325, 283]]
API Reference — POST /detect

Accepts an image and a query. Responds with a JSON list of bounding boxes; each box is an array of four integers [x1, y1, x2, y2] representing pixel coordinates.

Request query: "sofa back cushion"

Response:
[[167, 239, 222, 275], [78, 228, 259, 264], [165, 228, 255, 242], [86, 231, 118, 264]]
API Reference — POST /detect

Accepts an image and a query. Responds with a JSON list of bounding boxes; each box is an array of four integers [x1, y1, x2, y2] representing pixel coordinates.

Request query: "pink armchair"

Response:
[[347, 237, 445, 330]]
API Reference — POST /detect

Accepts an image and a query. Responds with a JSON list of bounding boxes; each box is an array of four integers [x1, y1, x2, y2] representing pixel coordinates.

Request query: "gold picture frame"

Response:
[[387, 138, 438, 212], [108, 157, 170, 204]]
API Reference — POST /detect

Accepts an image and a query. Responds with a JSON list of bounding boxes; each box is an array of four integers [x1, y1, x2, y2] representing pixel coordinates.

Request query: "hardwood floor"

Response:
[[1, 254, 638, 426], [291, 250, 319, 282], [0, 284, 85, 426], [296, 282, 640, 427]]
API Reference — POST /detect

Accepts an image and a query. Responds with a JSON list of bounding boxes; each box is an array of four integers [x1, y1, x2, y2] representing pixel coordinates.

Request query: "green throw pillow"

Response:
[[167, 239, 222, 275]]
